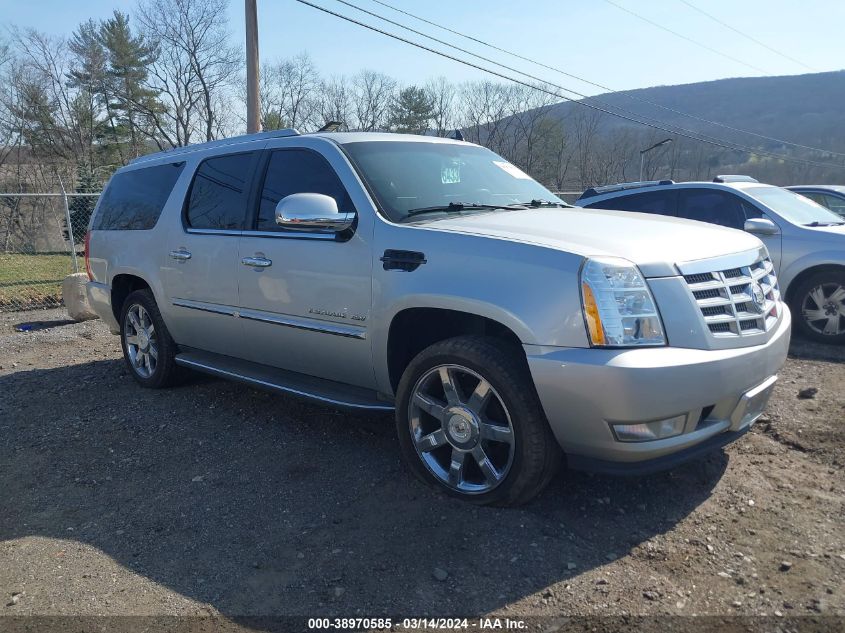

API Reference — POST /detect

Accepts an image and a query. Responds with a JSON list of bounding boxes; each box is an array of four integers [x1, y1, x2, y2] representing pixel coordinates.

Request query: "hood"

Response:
[[427, 207, 764, 277], [797, 223, 845, 239]]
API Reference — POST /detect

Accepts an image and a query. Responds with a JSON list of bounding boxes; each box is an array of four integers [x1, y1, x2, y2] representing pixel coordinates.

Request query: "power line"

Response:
[[334, 0, 845, 168], [601, 0, 770, 74], [370, 0, 845, 158], [338, 0, 771, 157], [293, 0, 844, 170], [677, 0, 817, 72]]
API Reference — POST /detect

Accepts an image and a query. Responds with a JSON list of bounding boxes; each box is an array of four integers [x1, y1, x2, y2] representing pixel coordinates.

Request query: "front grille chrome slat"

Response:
[[684, 257, 780, 338]]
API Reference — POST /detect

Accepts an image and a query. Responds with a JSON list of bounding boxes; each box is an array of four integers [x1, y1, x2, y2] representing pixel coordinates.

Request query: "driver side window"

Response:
[[255, 149, 355, 231]]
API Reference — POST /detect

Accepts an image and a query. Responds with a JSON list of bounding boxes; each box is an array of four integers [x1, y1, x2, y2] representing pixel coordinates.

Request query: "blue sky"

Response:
[[2, 0, 843, 95]]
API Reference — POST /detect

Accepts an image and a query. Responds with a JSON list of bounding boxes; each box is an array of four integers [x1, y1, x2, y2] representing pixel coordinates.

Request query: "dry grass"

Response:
[[0, 253, 75, 310]]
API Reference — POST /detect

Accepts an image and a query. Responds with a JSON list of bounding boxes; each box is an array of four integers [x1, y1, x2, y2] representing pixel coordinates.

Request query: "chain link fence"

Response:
[[0, 188, 580, 313], [1, 192, 100, 312]]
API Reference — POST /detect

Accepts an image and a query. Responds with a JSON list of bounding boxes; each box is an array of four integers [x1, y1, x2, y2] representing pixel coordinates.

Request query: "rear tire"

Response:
[[789, 270, 845, 345], [395, 336, 561, 506], [119, 289, 180, 388]]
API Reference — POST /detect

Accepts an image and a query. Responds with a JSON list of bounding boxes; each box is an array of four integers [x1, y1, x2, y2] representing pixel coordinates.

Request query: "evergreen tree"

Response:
[[388, 86, 435, 135], [67, 19, 110, 170], [98, 11, 159, 159], [69, 164, 102, 243]]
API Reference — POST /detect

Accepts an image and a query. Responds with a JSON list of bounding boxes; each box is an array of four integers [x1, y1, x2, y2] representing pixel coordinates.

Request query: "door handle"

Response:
[[241, 256, 272, 268], [169, 249, 192, 261]]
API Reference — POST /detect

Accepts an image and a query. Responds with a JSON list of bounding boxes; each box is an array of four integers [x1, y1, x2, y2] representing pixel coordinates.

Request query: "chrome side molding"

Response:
[[171, 298, 366, 339]]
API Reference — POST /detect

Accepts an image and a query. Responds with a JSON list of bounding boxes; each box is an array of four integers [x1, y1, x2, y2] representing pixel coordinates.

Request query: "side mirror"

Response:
[[275, 193, 355, 232], [744, 218, 779, 236]]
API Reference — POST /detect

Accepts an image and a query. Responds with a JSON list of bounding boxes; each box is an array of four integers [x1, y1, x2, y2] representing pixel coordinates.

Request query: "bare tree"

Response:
[[136, 0, 241, 146], [425, 76, 456, 137], [458, 81, 515, 154], [318, 75, 352, 131], [351, 70, 396, 131]]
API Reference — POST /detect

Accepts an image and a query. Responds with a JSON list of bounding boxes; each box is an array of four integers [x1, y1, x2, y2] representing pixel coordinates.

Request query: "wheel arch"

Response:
[[783, 262, 845, 305], [110, 273, 153, 323], [384, 305, 527, 395]]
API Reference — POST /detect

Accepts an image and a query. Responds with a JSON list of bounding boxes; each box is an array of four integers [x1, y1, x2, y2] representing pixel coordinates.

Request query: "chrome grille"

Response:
[[684, 258, 781, 337]]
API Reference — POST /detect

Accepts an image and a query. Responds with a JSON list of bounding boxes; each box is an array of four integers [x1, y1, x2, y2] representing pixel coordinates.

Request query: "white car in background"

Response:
[[578, 176, 845, 344]]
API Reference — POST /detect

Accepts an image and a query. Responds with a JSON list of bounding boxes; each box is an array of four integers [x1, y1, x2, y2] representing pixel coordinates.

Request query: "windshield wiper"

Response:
[[404, 201, 526, 219], [511, 199, 568, 208], [805, 220, 845, 227]]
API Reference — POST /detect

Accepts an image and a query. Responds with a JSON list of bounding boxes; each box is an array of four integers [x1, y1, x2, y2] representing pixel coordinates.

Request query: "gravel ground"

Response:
[[0, 309, 843, 629]]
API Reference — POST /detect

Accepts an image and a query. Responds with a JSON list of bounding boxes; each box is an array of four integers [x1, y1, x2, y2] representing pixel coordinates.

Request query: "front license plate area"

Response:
[[731, 376, 777, 430]]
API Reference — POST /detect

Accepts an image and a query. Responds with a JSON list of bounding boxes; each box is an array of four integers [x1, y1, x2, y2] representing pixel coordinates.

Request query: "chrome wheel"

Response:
[[802, 283, 845, 336], [124, 303, 158, 378], [408, 364, 515, 494]]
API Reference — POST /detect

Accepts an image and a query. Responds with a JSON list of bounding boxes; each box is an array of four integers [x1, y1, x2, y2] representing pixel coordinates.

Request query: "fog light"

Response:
[[612, 415, 686, 442]]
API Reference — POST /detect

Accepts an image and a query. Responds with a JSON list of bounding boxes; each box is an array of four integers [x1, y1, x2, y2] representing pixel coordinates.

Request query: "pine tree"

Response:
[[388, 86, 435, 135], [98, 11, 159, 159]]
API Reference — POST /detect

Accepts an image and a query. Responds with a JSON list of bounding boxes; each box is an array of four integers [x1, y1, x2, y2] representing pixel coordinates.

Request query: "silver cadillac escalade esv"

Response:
[[85, 130, 791, 506]]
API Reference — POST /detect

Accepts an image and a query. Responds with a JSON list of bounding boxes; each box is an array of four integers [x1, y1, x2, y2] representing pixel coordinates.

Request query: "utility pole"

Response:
[[245, 0, 261, 134]]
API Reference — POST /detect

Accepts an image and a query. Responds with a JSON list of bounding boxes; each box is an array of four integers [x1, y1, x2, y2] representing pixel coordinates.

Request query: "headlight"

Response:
[[580, 257, 666, 347]]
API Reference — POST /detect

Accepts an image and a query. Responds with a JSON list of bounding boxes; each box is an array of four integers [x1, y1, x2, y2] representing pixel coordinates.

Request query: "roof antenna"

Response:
[[448, 129, 464, 141], [318, 121, 343, 132]]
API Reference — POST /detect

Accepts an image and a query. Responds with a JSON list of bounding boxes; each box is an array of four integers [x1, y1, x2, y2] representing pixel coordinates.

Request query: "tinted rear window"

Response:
[[93, 163, 185, 230], [186, 152, 258, 230], [585, 190, 676, 216]]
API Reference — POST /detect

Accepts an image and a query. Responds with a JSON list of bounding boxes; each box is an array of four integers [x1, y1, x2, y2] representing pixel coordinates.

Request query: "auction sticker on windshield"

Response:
[[492, 160, 531, 179]]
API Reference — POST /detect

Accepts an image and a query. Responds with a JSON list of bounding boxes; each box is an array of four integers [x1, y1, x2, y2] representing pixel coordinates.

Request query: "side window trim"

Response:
[[182, 150, 260, 233], [247, 146, 357, 239]]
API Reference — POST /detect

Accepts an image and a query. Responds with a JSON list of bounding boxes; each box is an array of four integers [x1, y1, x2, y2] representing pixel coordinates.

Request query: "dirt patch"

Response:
[[0, 310, 843, 626]]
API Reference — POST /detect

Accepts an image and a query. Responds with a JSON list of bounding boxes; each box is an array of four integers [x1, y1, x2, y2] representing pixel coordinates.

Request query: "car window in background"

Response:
[[343, 141, 563, 222], [585, 190, 677, 216], [799, 191, 828, 207], [677, 189, 762, 230], [821, 194, 845, 218], [185, 152, 257, 230], [745, 186, 844, 225], [93, 163, 185, 230], [256, 149, 355, 231]]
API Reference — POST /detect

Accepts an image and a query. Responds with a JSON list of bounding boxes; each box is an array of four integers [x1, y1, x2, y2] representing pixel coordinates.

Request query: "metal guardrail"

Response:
[[0, 192, 100, 312]]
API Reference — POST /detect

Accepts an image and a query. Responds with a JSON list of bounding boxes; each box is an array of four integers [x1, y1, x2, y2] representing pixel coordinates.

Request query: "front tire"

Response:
[[395, 336, 560, 506], [120, 289, 180, 388], [790, 270, 845, 345]]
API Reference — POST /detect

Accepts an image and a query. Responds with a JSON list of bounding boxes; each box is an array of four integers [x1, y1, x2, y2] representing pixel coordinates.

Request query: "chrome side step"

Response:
[[175, 350, 394, 412]]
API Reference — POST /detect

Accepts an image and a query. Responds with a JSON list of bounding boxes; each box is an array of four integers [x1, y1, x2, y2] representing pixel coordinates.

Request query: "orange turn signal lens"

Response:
[[582, 282, 606, 346]]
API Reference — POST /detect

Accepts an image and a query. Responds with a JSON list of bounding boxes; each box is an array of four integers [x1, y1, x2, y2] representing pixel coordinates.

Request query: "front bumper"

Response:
[[86, 281, 120, 334], [526, 307, 791, 470]]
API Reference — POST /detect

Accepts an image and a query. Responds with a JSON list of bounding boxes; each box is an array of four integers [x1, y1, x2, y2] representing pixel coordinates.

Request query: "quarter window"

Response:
[[93, 162, 185, 230], [186, 152, 257, 230], [256, 149, 354, 231]]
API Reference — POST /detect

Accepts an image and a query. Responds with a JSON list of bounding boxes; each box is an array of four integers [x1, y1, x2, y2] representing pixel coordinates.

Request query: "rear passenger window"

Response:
[[186, 152, 258, 230], [677, 189, 747, 229], [93, 162, 185, 230], [586, 190, 676, 216], [256, 149, 355, 231]]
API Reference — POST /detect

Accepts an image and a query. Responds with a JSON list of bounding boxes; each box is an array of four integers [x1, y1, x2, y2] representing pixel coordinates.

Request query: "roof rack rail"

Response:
[[130, 128, 300, 165], [579, 179, 674, 200], [713, 174, 758, 183]]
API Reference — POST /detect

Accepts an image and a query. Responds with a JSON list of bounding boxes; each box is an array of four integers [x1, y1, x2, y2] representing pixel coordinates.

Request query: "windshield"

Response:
[[342, 141, 564, 222], [745, 186, 844, 225]]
